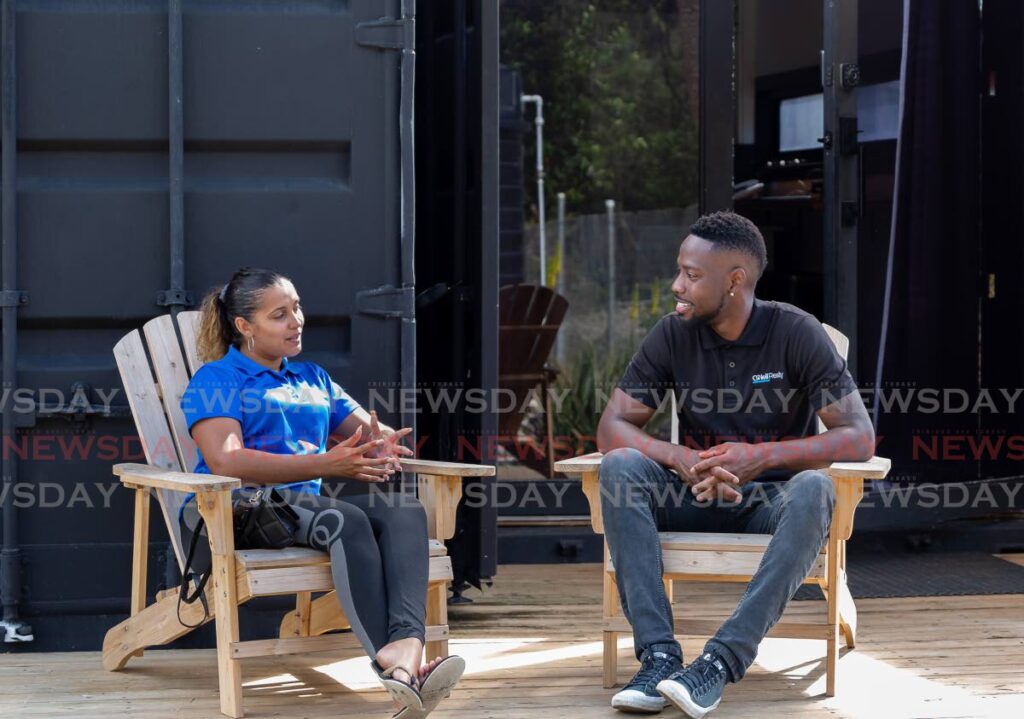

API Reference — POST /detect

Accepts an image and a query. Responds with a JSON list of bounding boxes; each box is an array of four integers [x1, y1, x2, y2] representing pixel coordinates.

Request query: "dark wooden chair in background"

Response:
[[498, 284, 569, 478]]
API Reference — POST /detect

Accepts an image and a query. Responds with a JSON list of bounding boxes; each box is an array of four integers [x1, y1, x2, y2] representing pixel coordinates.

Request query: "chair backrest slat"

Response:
[[669, 322, 849, 442], [177, 310, 204, 375], [113, 329, 189, 570], [498, 285, 570, 439], [817, 323, 848, 434], [143, 315, 198, 473], [499, 284, 568, 374], [116, 311, 212, 571]]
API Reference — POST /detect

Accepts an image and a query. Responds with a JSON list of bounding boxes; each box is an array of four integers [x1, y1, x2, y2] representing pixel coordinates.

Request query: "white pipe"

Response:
[[606, 199, 616, 350], [521, 94, 546, 285]]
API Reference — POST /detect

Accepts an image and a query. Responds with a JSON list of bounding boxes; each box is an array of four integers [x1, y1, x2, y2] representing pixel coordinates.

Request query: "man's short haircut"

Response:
[[689, 211, 768, 277]]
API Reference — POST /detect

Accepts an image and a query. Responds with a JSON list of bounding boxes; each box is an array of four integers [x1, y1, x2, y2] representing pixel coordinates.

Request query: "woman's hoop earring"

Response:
[[247, 335, 254, 352]]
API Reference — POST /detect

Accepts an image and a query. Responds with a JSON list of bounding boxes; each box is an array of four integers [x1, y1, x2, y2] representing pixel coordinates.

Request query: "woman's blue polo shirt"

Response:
[[179, 346, 359, 506]]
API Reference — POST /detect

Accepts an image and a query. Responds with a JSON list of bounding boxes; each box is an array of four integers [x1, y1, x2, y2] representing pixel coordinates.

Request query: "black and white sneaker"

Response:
[[656, 651, 729, 719], [611, 648, 682, 713]]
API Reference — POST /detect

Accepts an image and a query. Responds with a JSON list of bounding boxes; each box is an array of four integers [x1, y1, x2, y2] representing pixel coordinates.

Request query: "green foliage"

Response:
[[550, 339, 673, 455], [501, 0, 700, 216]]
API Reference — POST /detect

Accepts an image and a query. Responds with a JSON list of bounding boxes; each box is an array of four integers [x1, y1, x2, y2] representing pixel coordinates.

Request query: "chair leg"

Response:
[[825, 632, 838, 697], [837, 543, 857, 649], [838, 580, 857, 649], [825, 534, 840, 697], [425, 581, 449, 660], [294, 592, 312, 637], [603, 629, 618, 689], [203, 493, 244, 719], [130, 488, 150, 659], [279, 591, 350, 638], [603, 551, 620, 689], [102, 587, 212, 671]]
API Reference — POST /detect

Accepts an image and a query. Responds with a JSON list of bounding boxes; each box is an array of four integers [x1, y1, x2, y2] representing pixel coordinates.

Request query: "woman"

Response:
[[179, 267, 463, 717]]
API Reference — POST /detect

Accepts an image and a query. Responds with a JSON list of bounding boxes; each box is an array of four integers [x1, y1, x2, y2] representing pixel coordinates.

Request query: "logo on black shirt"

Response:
[[752, 371, 784, 385]]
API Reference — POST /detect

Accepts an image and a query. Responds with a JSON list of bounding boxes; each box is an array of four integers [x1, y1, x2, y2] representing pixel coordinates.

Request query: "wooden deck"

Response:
[[2, 562, 1022, 718]]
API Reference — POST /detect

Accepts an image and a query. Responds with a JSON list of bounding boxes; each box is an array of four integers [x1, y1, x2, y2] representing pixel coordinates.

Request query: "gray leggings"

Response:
[[181, 488, 429, 656]]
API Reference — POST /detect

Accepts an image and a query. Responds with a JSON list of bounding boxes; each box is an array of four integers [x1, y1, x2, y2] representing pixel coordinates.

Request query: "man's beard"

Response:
[[677, 292, 728, 325]]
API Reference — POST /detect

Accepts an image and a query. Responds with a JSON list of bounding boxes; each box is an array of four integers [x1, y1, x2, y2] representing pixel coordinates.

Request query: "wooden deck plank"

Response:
[[1, 563, 1021, 718]]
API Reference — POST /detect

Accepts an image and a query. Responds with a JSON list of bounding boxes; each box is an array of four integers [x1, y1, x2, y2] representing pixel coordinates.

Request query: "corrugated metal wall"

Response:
[[1, 0, 415, 651]]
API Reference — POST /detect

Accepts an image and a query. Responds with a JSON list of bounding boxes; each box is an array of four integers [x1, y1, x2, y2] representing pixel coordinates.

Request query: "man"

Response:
[[597, 211, 874, 717]]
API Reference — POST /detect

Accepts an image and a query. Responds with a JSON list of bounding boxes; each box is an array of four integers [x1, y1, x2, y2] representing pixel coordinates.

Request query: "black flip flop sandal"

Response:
[[391, 656, 466, 718], [371, 659, 424, 712]]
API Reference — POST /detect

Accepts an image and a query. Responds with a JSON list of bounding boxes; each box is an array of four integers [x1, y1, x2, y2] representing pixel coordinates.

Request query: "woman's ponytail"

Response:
[[196, 287, 234, 363]]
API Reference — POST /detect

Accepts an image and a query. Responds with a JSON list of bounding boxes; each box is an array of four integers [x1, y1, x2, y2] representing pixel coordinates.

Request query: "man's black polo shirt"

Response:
[[618, 299, 859, 463]]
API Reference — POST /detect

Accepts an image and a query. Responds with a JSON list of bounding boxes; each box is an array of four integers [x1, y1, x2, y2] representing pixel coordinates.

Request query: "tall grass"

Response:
[[546, 343, 673, 456]]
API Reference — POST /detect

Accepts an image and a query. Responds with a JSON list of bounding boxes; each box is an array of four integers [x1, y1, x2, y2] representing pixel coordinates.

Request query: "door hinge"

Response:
[[356, 285, 415, 319], [840, 63, 861, 89], [356, 16, 415, 51]]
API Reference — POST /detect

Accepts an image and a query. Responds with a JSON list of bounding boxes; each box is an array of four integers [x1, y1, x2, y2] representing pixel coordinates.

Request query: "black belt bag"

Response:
[[177, 487, 300, 626], [233, 487, 301, 550]]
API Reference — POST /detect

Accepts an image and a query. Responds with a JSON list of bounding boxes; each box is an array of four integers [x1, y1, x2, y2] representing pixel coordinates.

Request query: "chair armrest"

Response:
[[824, 457, 890, 540], [554, 453, 605, 533], [826, 456, 891, 480], [403, 459, 495, 543], [554, 452, 604, 475], [557, 454, 892, 480], [113, 463, 240, 493], [554, 453, 892, 540], [402, 458, 495, 477]]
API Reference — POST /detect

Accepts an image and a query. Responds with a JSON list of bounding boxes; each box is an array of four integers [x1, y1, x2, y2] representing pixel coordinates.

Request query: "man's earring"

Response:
[[729, 290, 735, 297]]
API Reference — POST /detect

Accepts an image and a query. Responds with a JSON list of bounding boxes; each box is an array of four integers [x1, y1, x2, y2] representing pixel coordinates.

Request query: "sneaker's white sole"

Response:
[[656, 679, 720, 719], [611, 688, 667, 713]]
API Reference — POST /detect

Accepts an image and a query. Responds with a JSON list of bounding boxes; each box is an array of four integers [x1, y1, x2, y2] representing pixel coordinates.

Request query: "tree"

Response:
[[501, 0, 701, 216]]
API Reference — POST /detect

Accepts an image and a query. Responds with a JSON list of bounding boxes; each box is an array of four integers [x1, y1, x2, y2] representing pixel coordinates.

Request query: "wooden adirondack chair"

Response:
[[498, 284, 568, 477], [554, 324, 890, 697], [102, 311, 495, 718]]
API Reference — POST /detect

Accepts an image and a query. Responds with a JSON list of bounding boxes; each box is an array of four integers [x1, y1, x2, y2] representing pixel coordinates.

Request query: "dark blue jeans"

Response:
[[599, 447, 835, 682]]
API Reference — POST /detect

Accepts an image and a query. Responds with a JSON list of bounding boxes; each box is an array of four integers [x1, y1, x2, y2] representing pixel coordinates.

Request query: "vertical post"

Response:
[[168, 0, 185, 309], [521, 95, 546, 285], [699, 0, 736, 214], [399, 0, 418, 483], [823, 0, 860, 371], [555, 192, 566, 363], [162, 6, 190, 600], [606, 200, 616, 351], [477, 0, 500, 582], [166, 12, 188, 568], [556, 192, 566, 293], [0, 0, 30, 642]]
